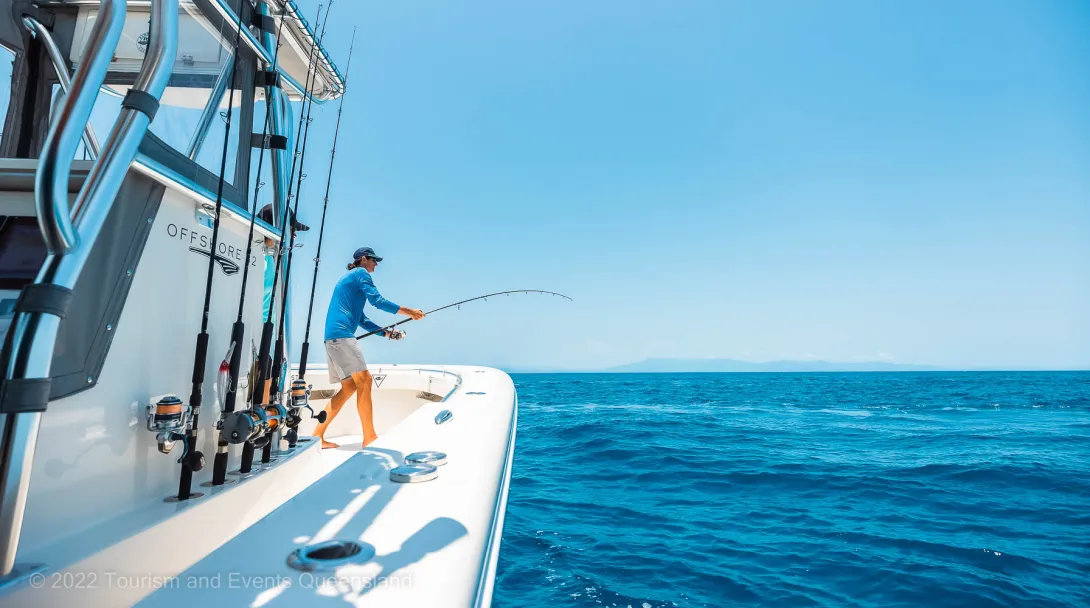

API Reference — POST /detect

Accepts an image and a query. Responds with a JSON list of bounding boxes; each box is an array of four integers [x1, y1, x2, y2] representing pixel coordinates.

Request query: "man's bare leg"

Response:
[[352, 370, 378, 447], [313, 377, 356, 448]]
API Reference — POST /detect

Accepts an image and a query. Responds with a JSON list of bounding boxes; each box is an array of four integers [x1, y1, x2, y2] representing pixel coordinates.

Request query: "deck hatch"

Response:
[[287, 540, 375, 572]]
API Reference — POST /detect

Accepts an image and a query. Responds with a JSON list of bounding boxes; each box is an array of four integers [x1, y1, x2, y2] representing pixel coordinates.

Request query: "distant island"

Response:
[[504, 358, 943, 373]]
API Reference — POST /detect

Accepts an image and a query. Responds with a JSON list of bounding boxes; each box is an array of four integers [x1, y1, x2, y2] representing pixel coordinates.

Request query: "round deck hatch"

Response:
[[390, 464, 438, 483], [287, 540, 375, 572], [405, 451, 447, 466]]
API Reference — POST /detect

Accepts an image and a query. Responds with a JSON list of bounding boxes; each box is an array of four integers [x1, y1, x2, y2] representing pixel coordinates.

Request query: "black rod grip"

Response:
[[270, 336, 285, 396], [191, 332, 209, 384], [298, 342, 309, 378], [254, 321, 274, 404], [177, 435, 196, 500], [261, 441, 272, 464], [211, 448, 229, 486], [240, 442, 254, 474]]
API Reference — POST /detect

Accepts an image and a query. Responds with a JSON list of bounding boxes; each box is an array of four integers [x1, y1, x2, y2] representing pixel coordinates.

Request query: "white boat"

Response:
[[0, 1, 517, 606]]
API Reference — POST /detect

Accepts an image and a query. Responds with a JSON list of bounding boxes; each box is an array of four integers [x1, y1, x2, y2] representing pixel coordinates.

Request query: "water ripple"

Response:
[[494, 372, 1090, 607]]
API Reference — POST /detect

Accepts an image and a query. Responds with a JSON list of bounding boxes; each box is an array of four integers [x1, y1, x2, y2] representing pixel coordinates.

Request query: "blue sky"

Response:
[[280, 0, 1090, 370]]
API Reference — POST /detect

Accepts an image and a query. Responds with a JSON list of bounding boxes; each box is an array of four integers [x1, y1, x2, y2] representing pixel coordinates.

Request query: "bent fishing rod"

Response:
[[177, 2, 246, 501], [242, 1, 334, 474], [355, 290, 573, 340], [296, 28, 357, 380], [210, 3, 295, 487]]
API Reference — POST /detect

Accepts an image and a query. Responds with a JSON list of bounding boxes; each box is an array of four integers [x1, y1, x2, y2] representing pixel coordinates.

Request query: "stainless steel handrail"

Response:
[[21, 16, 102, 160], [50, 0, 342, 101], [0, 0, 179, 579], [32, 0, 125, 255], [186, 55, 235, 160]]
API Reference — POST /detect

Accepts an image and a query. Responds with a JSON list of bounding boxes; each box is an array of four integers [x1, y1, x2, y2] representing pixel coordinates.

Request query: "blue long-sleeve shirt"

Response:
[[324, 268, 401, 341]]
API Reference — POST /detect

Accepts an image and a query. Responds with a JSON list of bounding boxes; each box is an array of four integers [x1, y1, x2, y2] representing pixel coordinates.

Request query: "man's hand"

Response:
[[399, 307, 426, 321], [385, 329, 405, 341]]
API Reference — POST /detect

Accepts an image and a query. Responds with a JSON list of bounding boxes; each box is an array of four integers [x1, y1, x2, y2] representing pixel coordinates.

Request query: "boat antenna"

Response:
[[209, 2, 296, 488], [241, 0, 334, 473], [297, 27, 357, 380], [355, 290, 574, 340], [176, 1, 247, 501]]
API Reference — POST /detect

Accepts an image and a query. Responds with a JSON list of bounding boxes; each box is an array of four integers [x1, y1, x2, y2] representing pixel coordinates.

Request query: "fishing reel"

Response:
[[284, 378, 326, 447], [146, 395, 190, 455], [221, 402, 287, 447], [288, 378, 327, 423], [145, 395, 205, 471]]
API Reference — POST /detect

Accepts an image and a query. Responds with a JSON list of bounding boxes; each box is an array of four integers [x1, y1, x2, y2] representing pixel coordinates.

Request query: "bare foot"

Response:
[[362, 435, 379, 447], [321, 440, 339, 449]]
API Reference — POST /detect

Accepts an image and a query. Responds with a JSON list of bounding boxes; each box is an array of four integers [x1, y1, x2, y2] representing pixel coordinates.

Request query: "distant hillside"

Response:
[[603, 358, 942, 373]]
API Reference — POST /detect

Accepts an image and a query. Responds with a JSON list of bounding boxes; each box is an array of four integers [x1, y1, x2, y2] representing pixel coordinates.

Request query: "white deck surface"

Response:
[[138, 365, 516, 608]]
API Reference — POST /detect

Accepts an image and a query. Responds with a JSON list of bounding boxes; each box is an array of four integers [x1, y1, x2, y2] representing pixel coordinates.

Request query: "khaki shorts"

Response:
[[325, 338, 368, 383]]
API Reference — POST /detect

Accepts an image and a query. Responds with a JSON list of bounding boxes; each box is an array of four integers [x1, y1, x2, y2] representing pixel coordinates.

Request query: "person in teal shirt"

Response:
[[313, 247, 424, 448], [258, 205, 308, 322]]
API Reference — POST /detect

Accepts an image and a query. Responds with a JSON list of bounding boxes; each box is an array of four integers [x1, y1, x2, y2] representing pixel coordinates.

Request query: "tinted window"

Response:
[[0, 216, 47, 290]]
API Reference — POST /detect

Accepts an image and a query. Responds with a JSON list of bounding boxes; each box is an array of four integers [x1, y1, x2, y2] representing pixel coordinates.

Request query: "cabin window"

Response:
[[71, 4, 244, 184], [0, 216, 48, 291]]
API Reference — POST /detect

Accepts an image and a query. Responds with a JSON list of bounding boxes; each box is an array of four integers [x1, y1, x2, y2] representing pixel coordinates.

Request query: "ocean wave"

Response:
[[496, 372, 1090, 608]]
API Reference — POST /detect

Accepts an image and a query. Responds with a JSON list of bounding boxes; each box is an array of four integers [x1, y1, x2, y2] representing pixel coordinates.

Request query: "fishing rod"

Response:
[[268, 23, 347, 408], [261, 22, 350, 461], [297, 28, 357, 381], [209, 3, 296, 487], [241, 1, 333, 473], [175, 2, 247, 501], [355, 290, 573, 340]]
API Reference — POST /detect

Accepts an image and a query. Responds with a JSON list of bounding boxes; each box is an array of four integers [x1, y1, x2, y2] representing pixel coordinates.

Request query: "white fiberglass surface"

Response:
[[139, 366, 516, 608]]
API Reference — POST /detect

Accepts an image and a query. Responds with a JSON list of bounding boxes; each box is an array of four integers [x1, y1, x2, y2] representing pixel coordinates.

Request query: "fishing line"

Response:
[[355, 290, 573, 340], [297, 28, 357, 380], [177, 2, 246, 501], [210, 2, 295, 487], [242, 0, 333, 472]]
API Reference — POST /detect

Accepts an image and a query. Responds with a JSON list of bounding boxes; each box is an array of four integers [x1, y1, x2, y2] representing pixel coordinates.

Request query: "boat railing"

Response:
[[21, 15, 101, 160], [0, 0, 179, 583], [208, 0, 344, 102]]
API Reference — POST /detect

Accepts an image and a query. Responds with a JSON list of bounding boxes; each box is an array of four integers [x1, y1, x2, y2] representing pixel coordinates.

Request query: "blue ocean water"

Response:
[[493, 372, 1090, 608]]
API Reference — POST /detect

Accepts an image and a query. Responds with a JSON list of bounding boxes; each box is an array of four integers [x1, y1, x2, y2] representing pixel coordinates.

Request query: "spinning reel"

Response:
[[284, 378, 326, 446], [145, 395, 205, 471]]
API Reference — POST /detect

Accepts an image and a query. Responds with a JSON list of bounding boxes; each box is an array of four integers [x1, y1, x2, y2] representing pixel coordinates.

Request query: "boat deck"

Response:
[[139, 365, 516, 607], [4, 365, 516, 608]]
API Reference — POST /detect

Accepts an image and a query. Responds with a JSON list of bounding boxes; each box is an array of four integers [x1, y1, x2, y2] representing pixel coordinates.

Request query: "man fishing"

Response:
[[313, 247, 425, 448]]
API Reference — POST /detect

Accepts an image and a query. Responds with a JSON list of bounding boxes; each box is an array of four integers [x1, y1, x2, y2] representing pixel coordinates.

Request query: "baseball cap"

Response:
[[352, 247, 382, 262], [257, 204, 309, 231]]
